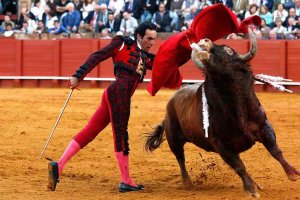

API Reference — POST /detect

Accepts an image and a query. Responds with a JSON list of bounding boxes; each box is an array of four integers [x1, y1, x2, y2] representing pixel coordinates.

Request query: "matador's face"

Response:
[[138, 29, 157, 52]]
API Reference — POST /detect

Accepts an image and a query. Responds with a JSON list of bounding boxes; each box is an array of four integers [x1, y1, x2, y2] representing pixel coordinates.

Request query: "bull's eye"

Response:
[[224, 46, 233, 55]]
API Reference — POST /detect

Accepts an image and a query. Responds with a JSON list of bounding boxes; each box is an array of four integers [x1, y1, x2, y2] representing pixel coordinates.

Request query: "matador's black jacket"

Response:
[[73, 36, 155, 154]]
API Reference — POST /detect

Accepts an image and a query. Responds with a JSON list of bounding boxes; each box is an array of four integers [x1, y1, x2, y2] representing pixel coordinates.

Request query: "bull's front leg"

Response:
[[219, 149, 262, 198], [259, 120, 300, 181]]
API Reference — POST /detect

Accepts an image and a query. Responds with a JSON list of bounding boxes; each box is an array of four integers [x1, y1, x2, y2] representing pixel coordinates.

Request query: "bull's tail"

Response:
[[145, 120, 165, 152]]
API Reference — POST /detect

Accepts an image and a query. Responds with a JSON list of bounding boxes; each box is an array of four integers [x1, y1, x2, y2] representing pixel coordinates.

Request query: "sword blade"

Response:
[[39, 89, 74, 159]]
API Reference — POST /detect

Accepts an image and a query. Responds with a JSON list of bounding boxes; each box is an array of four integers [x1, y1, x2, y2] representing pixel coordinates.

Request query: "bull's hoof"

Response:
[[244, 185, 260, 198], [288, 173, 300, 181], [287, 168, 300, 181], [254, 181, 263, 190], [182, 176, 192, 189], [249, 191, 260, 198], [182, 176, 192, 185]]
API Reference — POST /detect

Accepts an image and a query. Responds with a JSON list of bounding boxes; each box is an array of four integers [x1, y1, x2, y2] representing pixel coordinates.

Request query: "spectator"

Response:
[[295, 0, 300, 16], [108, 0, 125, 17], [259, 5, 273, 26], [16, 7, 36, 29], [294, 16, 300, 29], [152, 2, 178, 32], [271, 0, 281, 12], [285, 17, 297, 39], [269, 29, 278, 39], [282, 0, 295, 10], [1, 15, 15, 30], [232, 0, 249, 20], [169, 0, 185, 31], [56, 0, 70, 20], [24, 13, 38, 31], [272, 3, 288, 24], [97, 0, 110, 6], [31, 0, 45, 21], [244, 3, 259, 19], [180, 0, 200, 17], [184, 5, 199, 27], [119, 11, 138, 37], [105, 12, 121, 33], [49, 19, 69, 34], [81, 6, 98, 33], [258, 0, 274, 12], [123, 0, 144, 20], [2, 0, 17, 15], [41, 5, 51, 25], [72, 0, 84, 14], [283, 7, 298, 27], [259, 18, 272, 39], [294, 28, 300, 39], [95, 3, 109, 33], [3, 22, 14, 33], [0, 26, 4, 34], [61, 2, 81, 33], [81, 4, 107, 33], [46, 0, 57, 14], [100, 28, 112, 38], [254, 29, 263, 39], [248, 0, 259, 6], [21, 21, 34, 34], [170, 0, 185, 14], [272, 17, 287, 38], [0, 0, 2, 14], [33, 20, 49, 33], [3, 27, 15, 38], [82, 0, 96, 19], [199, 0, 212, 9], [140, 0, 159, 23], [211, 0, 233, 9], [45, 10, 58, 29]]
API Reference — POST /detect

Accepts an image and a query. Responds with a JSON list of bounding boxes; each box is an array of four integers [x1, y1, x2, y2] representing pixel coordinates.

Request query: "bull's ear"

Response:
[[239, 27, 257, 62]]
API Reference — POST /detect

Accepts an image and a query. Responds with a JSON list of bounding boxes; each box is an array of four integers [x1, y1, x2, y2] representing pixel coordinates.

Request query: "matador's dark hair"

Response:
[[134, 22, 157, 40]]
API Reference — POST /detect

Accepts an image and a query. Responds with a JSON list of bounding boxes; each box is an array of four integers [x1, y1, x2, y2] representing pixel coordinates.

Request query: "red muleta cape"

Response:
[[147, 3, 261, 96]]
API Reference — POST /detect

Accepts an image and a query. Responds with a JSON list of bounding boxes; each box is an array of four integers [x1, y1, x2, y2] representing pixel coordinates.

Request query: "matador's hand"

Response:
[[68, 77, 79, 89]]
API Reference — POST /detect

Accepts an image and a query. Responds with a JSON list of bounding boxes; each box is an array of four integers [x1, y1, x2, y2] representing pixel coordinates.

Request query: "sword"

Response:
[[39, 89, 74, 159]]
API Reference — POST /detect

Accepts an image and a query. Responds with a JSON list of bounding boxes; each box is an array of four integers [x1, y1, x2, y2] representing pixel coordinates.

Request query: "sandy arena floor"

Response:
[[0, 88, 299, 200]]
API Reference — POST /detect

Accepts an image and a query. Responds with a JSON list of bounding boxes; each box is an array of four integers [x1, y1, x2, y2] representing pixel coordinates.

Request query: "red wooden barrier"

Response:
[[0, 39, 21, 76], [251, 40, 286, 77], [286, 40, 300, 81], [0, 38, 299, 91]]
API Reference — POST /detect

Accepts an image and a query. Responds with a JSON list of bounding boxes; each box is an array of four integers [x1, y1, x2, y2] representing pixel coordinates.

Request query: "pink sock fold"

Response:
[[115, 152, 137, 187], [57, 139, 81, 175]]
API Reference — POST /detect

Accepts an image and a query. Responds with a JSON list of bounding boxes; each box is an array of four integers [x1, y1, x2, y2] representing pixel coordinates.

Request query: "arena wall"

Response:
[[0, 38, 300, 92]]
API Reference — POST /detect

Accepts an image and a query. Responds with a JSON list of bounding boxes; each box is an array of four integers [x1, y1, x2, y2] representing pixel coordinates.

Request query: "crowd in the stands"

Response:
[[1, 0, 300, 39]]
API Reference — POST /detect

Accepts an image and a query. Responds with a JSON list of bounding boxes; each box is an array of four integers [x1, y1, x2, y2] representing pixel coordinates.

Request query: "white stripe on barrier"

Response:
[[0, 76, 300, 86]]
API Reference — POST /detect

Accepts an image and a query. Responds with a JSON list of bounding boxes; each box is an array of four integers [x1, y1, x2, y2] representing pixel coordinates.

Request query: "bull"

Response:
[[145, 28, 300, 198]]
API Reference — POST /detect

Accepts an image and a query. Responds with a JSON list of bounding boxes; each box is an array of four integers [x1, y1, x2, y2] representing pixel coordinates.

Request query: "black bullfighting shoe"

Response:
[[47, 161, 59, 191], [118, 182, 144, 193]]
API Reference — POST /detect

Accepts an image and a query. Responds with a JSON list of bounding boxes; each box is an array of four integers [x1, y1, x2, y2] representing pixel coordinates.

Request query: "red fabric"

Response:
[[147, 3, 261, 96]]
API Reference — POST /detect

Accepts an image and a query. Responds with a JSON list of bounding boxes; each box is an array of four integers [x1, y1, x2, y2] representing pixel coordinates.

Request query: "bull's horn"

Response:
[[239, 28, 257, 62]]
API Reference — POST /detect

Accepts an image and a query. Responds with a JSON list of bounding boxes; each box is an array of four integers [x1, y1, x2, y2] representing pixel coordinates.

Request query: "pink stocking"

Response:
[[115, 152, 137, 187], [57, 139, 81, 175]]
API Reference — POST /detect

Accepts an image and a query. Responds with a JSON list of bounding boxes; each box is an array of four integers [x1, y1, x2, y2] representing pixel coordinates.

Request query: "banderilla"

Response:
[[39, 89, 74, 159]]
